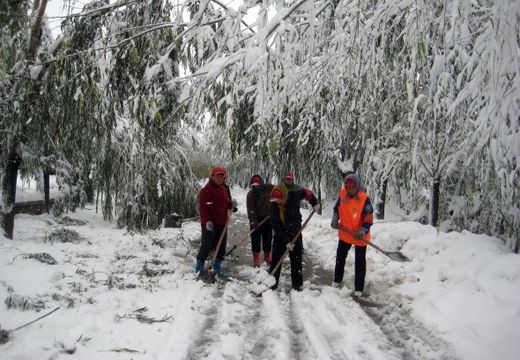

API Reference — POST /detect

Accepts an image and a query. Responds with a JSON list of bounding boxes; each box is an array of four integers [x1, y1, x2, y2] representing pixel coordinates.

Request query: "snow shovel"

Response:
[[339, 225, 410, 262], [225, 216, 270, 256], [252, 209, 317, 295], [198, 212, 232, 284]]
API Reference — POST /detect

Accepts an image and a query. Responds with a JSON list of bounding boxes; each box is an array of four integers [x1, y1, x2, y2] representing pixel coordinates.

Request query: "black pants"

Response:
[[197, 224, 227, 262], [269, 234, 303, 290], [334, 240, 367, 292], [250, 216, 272, 253]]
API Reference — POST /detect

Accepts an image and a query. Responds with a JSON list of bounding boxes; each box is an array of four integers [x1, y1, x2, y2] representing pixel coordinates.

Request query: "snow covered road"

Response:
[[1, 203, 518, 359]]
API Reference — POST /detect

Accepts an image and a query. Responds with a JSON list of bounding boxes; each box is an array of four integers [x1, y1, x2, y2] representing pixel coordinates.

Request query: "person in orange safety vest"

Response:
[[330, 173, 374, 297]]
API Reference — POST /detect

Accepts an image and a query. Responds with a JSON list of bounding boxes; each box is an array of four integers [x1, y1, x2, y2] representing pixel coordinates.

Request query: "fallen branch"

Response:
[[10, 252, 57, 265], [114, 307, 173, 324], [11, 307, 61, 331], [0, 307, 61, 344]]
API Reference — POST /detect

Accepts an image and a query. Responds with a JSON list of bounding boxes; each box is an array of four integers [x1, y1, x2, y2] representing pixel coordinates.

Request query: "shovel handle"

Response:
[[356, 236, 387, 254], [338, 225, 380, 250], [337, 225, 407, 260], [270, 209, 316, 276], [226, 216, 270, 256], [207, 211, 232, 267]]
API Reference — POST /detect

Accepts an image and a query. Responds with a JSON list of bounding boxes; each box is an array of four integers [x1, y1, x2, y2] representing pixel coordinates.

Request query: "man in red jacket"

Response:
[[196, 167, 233, 276]]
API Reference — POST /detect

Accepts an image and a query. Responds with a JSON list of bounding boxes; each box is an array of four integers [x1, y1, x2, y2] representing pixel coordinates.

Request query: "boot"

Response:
[[213, 259, 225, 277], [264, 252, 271, 265], [195, 258, 204, 273], [253, 252, 261, 267]]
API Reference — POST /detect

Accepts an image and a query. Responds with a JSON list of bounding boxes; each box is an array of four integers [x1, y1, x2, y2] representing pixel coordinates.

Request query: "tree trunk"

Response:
[[376, 177, 388, 220], [316, 167, 322, 215], [2, 152, 21, 239], [1, 0, 49, 236], [28, 0, 48, 61], [430, 177, 440, 227], [84, 167, 94, 203], [44, 171, 50, 213]]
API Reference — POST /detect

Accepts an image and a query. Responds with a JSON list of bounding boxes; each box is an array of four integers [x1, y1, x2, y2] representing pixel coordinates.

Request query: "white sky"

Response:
[[44, 0, 260, 38], [1, 182, 519, 359]]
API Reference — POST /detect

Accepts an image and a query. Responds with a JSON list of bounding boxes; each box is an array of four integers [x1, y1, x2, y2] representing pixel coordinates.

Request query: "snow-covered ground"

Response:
[[1, 185, 519, 359]]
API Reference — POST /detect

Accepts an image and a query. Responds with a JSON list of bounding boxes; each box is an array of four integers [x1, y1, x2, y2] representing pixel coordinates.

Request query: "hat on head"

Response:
[[271, 188, 283, 201], [211, 167, 227, 176], [344, 173, 361, 189], [250, 175, 262, 187], [345, 179, 357, 188], [285, 171, 294, 181]]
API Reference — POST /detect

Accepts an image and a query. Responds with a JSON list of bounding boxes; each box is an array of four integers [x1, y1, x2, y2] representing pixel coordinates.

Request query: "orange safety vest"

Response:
[[338, 187, 371, 246]]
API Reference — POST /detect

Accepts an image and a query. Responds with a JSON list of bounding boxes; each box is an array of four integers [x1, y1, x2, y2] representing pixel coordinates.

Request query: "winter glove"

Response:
[[354, 228, 366, 240], [330, 213, 339, 229], [205, 221, 214, 232], [286, 242, 294, 251], [250, 221, 258, 230], [313, 204, 321, 213]]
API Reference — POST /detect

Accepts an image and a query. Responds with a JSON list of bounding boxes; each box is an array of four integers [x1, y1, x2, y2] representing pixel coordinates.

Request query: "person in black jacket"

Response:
[[246, 175, 274, 266], [269, 172, 320, 291]]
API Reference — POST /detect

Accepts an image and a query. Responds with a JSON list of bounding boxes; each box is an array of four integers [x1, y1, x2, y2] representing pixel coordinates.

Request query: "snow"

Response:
[[15, 176, 59, 203], [1, 186, 519, 359]]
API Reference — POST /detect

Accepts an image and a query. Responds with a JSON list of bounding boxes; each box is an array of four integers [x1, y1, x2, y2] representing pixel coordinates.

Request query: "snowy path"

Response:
[[179, 214, 457, 360], [0, 209, 466, 359]]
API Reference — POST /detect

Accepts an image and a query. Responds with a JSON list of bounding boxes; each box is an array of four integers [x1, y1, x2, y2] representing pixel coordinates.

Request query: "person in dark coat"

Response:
[[196, 167, 233, 277], [330, 173, 374, 297], [246, 175, 274, 267], [269, 171, 320, 291]]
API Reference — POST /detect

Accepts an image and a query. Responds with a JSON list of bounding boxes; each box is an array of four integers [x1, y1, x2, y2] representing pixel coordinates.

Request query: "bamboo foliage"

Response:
[[0, 0, 518, 250]]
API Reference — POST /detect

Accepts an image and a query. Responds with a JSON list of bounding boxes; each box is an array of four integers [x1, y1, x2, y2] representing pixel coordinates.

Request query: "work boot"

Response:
[[264, 251, 271, 265], [353, 291, 363, 297], [213, 259, 225, 277], [253, 252, 261, 267], [195, 258, 204, 273]]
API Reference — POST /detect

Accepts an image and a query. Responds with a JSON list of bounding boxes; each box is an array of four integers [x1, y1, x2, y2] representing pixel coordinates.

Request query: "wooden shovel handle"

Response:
[[337, 225, 402, 259], [270, 209, 316, 276], [208, 211, 232, 266], [226, 216, 269, 256]]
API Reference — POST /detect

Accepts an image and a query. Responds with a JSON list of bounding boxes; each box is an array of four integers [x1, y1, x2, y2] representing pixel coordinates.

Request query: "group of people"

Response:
[[195, 167, 374, 296]]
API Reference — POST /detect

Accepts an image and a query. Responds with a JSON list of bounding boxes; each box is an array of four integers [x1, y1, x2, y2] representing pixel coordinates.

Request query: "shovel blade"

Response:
[[250, 270, 276, 296], [198, 268, 217, 284], [385, 251, 410, 262]]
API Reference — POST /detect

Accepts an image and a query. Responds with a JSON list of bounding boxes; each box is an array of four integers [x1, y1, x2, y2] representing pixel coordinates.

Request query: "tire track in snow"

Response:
[[184, 282, 227, 359], [184, 213, 276, 360], [303, 231, 457, 360], [289, 287, 403, 360], [184, 277, 284, 360], [354, 293, 458, 360]]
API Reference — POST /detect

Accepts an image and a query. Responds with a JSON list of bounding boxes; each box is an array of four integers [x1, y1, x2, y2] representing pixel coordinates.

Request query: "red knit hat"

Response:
[[251, 176, 261, 187], [211, 167, 226, 176], [285, 172, 294, 181], [271, 188, 283, 201]]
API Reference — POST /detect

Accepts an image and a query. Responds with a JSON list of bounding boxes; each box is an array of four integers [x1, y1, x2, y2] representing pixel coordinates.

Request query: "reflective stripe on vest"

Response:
[[338, 187, 371, 246]]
